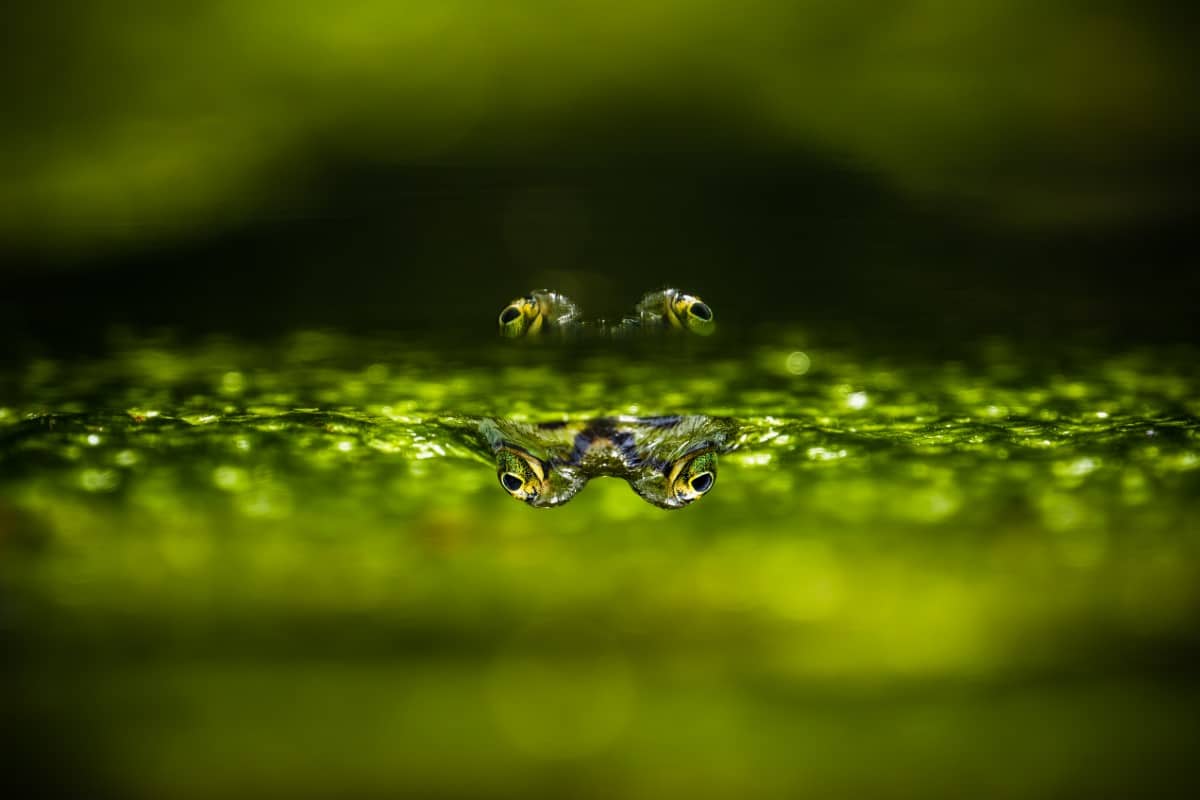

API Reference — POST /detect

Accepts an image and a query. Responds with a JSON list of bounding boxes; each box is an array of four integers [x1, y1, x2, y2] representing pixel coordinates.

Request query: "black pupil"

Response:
[[501, 473, 524, 492], [500, 307, 521, 324], [690, 472, 713, 492], [690, 302, 712, 321]]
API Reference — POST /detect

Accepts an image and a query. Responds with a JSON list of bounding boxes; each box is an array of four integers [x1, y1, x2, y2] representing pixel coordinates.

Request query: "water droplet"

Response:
[[785, 351, 811, 375], [220, 371, 245, 394], [80, 469, 120, 492], [212, 465, 249, 492]]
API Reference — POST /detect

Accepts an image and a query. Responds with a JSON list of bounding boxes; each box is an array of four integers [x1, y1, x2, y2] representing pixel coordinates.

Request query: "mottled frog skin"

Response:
[[498, 288, 714, 338], [471, 415, 737, 509]]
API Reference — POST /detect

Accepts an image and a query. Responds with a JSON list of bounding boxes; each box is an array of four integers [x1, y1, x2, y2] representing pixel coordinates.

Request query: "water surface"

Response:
[[2, 329, 1198, 797]]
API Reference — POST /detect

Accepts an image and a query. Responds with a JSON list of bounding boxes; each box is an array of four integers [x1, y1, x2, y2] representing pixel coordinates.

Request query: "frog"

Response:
[[464, 414, 738, 509], [498, 288, 714, 338]]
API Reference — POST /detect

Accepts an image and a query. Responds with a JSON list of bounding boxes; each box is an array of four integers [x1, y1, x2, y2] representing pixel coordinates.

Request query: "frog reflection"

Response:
[[478, 415, 737, 509], [498, 288, 714, 338]]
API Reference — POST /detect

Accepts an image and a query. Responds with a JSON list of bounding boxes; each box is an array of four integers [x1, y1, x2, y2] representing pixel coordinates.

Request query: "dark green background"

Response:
[[2, 1, 1197, 349]]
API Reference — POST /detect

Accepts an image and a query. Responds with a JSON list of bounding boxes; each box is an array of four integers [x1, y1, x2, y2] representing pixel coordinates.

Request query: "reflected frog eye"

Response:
[[689, 471, 714, 494], [495, 447, 546, 502], [667, 449, 718, 505], [672, 293, 715, 336]]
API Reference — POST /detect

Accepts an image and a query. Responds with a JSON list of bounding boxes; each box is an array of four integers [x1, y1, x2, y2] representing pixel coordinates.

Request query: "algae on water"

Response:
[[1, 329, 1198, 796]]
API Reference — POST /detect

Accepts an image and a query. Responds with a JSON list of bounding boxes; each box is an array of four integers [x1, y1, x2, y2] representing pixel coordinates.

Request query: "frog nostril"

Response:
[[690, 302, 712, 321], [500, 473, 524, 492], [500, 307, 521, 324], [690, 472, 714, 493]]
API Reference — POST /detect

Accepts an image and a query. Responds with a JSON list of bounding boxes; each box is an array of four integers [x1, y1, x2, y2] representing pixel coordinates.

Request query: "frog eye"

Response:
[[498, 303, 527, 337], [689, 471, 714, 494], [495, 447, 547, 502], [666, 449, 718, 505], [672, 293, 715, 336], [499, 296, 543, 338]]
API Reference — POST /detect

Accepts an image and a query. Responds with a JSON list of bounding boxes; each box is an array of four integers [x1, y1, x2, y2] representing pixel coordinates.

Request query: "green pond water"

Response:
[[2, 328, 1199, 798]]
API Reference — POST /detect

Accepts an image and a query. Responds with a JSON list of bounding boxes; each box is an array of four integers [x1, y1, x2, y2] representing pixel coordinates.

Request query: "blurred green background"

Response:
[[2, 0, 1197, 347], [2, 2, 1199, 798]]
